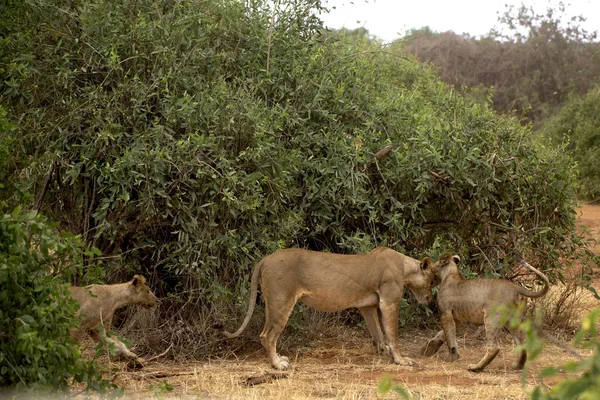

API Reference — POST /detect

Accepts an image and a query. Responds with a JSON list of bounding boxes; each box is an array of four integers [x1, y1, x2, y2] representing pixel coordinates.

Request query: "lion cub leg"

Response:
[[508, 327, 527, 370], [359, 306, 388, 355], [468, 313, 501, 372], [423, 330, 445, 357], [89, 327, 144, 368], [379, 300, 414, 366], [440, 312, 460, 361], [260, 297, 296, 370]]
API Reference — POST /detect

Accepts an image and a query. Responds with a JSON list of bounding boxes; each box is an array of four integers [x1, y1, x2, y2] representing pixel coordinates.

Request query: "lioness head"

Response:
[[129, 275, 158, 308], [407, 257, 437, 304]]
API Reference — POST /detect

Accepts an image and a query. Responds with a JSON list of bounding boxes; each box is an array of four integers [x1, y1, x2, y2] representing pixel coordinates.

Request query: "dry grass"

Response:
[[73, 327, 591, 400], [535, 281, 599, 333]]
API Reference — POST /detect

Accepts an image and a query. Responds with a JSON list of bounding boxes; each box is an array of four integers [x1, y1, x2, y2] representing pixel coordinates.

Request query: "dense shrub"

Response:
[[0, 0, 592, 351], [0, 203, 112, 393], [543, 87, 600, 199]]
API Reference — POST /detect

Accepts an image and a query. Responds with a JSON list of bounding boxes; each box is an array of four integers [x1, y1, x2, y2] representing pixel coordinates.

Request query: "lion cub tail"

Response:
[[223, 260, 264, 338], [515, 256, 550, 298]]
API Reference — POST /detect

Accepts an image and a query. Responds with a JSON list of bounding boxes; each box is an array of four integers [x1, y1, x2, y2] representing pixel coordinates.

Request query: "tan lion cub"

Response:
[[68, 275, 158, 367], [423, 253, 549, 372], [223, 247, 438, 370]]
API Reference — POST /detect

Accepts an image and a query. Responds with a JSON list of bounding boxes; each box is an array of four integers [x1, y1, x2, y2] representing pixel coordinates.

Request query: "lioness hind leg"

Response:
[[508, 327, 527, 370], [468, 313, 501, 373], [359, 306, 388, 355], [260, 296, 296, 370], [423, 330, 445, 357]]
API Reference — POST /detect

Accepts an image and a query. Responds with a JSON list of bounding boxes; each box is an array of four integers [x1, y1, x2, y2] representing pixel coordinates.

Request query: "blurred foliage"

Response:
[[0, 0, 593, 348], [378, 375, 410, 399], [498, 303, 600, 400], [0, 201, 114, 393], [398, 3, 600, 127], [543, 87, 600, 199]]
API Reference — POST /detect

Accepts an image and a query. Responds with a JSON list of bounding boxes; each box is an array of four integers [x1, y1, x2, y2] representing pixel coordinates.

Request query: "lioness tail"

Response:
[[516, 256, 550, 298], [223, 260, 263, 338]]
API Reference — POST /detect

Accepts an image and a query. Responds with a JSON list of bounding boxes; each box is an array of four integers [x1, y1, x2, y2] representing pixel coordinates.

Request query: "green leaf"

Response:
[[377, 375, 393, 394], [539, 366, 559, 378], [11, 205, 22, 217], [393, 385, 410, 399]]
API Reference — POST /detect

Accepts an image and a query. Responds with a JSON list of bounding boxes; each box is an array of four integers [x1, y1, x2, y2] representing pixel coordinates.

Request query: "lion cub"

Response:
[[423, 253, 549, 372], [68, 275, 158, 367], [223, 247, 438, 370]]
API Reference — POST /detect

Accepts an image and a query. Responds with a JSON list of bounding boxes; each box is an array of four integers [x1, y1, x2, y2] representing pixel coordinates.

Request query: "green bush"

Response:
[[0, 204, 113, 393], [543, 87, 600, 199], [0, 0, 591, 340]]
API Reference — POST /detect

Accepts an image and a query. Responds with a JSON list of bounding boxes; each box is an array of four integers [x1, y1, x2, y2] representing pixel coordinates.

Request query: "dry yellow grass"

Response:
[[93, 327, 590, 400]]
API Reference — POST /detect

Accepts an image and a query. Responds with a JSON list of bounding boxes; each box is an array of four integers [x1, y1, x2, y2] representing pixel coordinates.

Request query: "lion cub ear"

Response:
[[420, 257, 433, 270], [452, 255, 460, 264], [131, 275, 146, 287]]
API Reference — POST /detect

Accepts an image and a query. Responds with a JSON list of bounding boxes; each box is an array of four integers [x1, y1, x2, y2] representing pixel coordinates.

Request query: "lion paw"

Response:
[[511, 361, 525, 370], [272, 355, 290, 370], [467, 364, 484, 373], [449, 348, 460, 362], [394, 357, 416, 367], [125, 357, 145, 370], [374, 342, 391, 355]]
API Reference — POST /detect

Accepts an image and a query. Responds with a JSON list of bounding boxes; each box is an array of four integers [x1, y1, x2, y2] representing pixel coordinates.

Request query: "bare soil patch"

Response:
[[100, 205, 600, 399], [577, 203, 600, 253]]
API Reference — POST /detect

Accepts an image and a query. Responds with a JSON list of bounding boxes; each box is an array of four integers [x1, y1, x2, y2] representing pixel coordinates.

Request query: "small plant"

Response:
[[149, 380, 174, 399], [377, 375, 410, 399]]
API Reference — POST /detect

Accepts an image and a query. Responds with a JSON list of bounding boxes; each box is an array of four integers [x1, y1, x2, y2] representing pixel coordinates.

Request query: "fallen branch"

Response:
[[113, 370, 197, 381], [145, 343, 174, 363], [244, 372, 289, 386]]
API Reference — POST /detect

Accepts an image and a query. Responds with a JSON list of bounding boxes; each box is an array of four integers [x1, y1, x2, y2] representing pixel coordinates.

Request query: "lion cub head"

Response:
[[128, 275, 158, 309], [432, 253, 462, 285]]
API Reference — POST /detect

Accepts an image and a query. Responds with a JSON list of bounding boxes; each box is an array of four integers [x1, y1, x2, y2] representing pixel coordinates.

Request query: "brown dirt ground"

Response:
[[94, 205, 600, 399]]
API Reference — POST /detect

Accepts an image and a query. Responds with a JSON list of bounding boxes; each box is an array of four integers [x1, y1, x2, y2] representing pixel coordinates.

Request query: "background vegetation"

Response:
[[398, 3, 600, 128], [543, 87, 600, 199], [0, 0, 598, 394]]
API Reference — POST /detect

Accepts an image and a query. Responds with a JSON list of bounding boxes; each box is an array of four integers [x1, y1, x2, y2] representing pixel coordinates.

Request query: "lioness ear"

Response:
[[452, 255, 460, 264], [420, 257, 433, 270], [131, 275, 145, 287]]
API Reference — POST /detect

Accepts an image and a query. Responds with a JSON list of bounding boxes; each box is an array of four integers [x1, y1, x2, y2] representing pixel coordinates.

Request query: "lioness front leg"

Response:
[[441, 312, 460, 361], [380, 300, 414, 366]]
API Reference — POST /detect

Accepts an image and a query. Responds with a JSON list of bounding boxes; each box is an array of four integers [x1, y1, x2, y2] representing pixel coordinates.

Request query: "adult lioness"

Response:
[[68, 275, 158, 367], [422, 253, 549, 372], [223, 247, 437, 370]]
